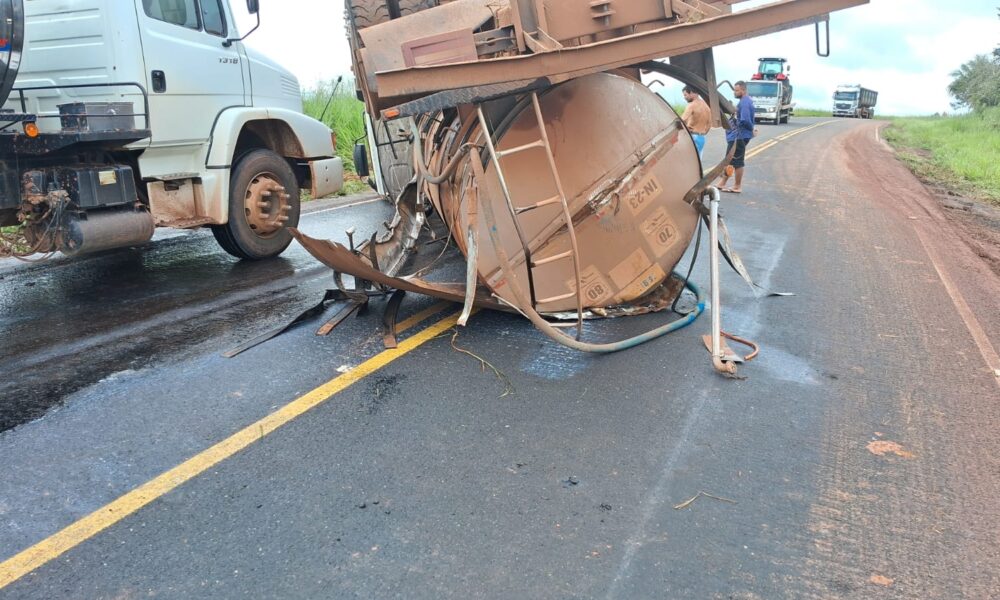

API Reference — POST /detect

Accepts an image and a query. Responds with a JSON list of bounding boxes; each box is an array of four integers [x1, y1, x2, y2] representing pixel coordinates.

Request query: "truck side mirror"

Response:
[[224, 0, 261, 46], [353, 143, 370, 178], [786, 65, 791, 72]]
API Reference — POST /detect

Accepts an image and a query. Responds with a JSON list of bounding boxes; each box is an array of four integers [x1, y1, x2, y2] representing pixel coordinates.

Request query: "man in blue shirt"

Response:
[[717, 81, 755, 194]]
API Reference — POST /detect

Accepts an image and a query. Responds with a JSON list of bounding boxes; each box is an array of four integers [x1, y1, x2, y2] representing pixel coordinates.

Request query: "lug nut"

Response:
[[257, 201, 270, 209], [278, 215, 290, 223]]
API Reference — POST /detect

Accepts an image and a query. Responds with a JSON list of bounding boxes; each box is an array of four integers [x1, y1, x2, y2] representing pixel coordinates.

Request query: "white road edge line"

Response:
[[306, 197, 381, 216], [911, 224, 1000, 388]]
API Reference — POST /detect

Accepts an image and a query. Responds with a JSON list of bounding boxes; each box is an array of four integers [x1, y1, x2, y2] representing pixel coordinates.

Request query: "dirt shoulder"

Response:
[[867, 123, 1000, 278], [839, 120, 1000, 374]]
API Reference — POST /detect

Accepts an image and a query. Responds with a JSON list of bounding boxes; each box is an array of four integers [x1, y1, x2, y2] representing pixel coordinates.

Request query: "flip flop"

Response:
[[721, 188, 742, 194]]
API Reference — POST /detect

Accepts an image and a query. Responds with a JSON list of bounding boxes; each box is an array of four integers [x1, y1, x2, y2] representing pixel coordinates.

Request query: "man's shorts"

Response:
[[726, 137, 750, 169], [692, 133, 706, 159]]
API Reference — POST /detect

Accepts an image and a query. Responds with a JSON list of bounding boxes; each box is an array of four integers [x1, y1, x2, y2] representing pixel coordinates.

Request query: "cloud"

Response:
[[707, 0, 999, 114]]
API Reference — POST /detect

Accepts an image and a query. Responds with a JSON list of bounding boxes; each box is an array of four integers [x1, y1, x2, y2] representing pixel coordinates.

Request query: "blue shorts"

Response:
[[692, 134, 706, 158]]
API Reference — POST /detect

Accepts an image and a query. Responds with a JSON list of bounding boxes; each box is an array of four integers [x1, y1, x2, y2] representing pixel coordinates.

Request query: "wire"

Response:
[[317, 75, 344, 125], [672, 219, 703, 315]]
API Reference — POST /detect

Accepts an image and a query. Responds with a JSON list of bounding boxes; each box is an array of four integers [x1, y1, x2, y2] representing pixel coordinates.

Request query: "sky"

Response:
[[241, 0, 1000, 116]]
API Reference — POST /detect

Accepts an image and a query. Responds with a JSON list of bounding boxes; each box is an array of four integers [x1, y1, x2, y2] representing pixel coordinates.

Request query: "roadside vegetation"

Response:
[[885, 108, 1000, 205], [793, 108, 831, 117], [884, 13, 1000, 206], [302, 79, 372, 197]]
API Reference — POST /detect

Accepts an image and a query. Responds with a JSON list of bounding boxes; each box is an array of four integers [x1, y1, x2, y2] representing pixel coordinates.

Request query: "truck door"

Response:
[[136, 0, 246, 149]]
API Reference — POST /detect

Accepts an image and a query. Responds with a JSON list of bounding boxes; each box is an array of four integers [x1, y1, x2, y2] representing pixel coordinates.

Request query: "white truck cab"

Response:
[[0, 0, 343, 259], [832, 84, 878, 119]]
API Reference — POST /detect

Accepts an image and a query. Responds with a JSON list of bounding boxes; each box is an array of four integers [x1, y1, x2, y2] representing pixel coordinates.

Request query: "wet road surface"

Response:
[[1, 118, 999, 598], [0, 195, 392, 430]]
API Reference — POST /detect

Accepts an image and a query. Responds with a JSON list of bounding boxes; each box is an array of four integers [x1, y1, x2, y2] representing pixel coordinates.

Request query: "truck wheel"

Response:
[[348, 0, 437, 29], [397, 0, 437, 17], [212, 149, 301, 260]]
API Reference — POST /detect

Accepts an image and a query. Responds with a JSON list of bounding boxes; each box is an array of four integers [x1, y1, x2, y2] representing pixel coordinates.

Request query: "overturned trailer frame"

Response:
[[292, 0, 866, 373]]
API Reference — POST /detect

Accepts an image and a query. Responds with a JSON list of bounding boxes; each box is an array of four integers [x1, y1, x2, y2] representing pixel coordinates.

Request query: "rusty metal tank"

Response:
[[289, 0, 868, 355], [419, 72, 701, 313]]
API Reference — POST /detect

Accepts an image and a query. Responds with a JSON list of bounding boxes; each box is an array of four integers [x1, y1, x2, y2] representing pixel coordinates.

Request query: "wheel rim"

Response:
[[243, 172, 291, 237]]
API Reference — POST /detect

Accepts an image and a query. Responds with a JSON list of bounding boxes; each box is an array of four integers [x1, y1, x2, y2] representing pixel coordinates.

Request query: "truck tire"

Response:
[[348, 0, 437, 29], [212, 149, 301, 260], [346, 0, 433, 200], [397, 0, 437, 17]]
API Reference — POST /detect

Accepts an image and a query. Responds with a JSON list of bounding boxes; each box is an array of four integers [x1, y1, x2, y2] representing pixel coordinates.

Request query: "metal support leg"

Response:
[[708, 187, 738, 376]]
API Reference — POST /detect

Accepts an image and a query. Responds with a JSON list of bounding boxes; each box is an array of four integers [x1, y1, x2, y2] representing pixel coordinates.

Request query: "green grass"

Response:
[[302, 80, 369, 197], [0, 225, 29, 255], [794, 107, 831, 117], [884, 107, 1000, 205]]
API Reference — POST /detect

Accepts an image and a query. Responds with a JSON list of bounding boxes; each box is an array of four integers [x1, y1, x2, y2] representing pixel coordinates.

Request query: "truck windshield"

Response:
[[747, 82, 779, 98], [834, 91, 857, 101], [759, 62, 783, 76]]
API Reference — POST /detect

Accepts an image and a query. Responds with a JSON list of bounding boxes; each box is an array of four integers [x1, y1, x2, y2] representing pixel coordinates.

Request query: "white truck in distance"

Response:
[[0, 0, 343, 260], [749, 57, 793, 124], [748, 80, 793, 124], [832, 84, 878, 119]]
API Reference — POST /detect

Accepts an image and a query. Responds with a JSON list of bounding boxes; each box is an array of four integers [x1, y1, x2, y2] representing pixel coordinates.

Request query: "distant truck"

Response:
[[748, 81, 793, 124], [750, 57, 793, 124], [832, 85, 878, 119], [0, 0, 344, 260]]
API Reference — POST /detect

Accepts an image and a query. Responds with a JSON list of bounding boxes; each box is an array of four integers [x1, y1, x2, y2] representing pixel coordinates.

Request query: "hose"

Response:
[[721, 330, 760, 362], [469, 145, 705, 354], [411, 121, 473, 185], [498, 275, 705, 353]]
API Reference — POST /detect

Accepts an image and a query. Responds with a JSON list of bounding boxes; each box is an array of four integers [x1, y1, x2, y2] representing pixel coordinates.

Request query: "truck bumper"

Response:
[[309, 157, 345, 200]]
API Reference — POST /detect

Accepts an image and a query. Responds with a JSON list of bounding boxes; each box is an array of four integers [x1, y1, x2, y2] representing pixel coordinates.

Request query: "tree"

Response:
[[949, 54, 1000, 111], [995, 7, 1000, 60]]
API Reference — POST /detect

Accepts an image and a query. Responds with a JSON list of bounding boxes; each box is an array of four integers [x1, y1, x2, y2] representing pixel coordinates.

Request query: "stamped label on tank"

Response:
[[625, 173, 663, 216], [98, 170, 118, 186], [618, 263, 667, 301], [609, 248, 653, 289], [641, 207, 680, 257], [565, 265, 613, 306]]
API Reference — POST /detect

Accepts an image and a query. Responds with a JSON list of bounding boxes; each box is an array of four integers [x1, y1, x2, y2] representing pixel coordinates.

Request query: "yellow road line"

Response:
[[744, 121, 832, 161], [0, 118, 839, 589], [395, 300, 454, 333], [0, 310, 463, 590], [774, 120, 832, 142], [745, 139, 778, 159]]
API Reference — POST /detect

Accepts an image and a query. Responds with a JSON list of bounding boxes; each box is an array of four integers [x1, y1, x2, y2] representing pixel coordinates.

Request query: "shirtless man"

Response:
[[681, 86, 711, 160]]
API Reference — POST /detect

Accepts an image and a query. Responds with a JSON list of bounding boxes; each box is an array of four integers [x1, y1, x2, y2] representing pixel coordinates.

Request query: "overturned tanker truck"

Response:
[[292, 0, 866, 372]]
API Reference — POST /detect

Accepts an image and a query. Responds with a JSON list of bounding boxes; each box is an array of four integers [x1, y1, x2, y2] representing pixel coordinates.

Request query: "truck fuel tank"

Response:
[[60, 209, 154, 256]]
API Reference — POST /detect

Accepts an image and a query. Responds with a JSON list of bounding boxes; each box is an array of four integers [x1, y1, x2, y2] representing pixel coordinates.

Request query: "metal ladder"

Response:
[[474, 92, 585, 338]]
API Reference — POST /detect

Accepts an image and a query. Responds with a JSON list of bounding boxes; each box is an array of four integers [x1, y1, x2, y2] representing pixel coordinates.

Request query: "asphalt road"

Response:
[[1, 117, 999, 599]]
